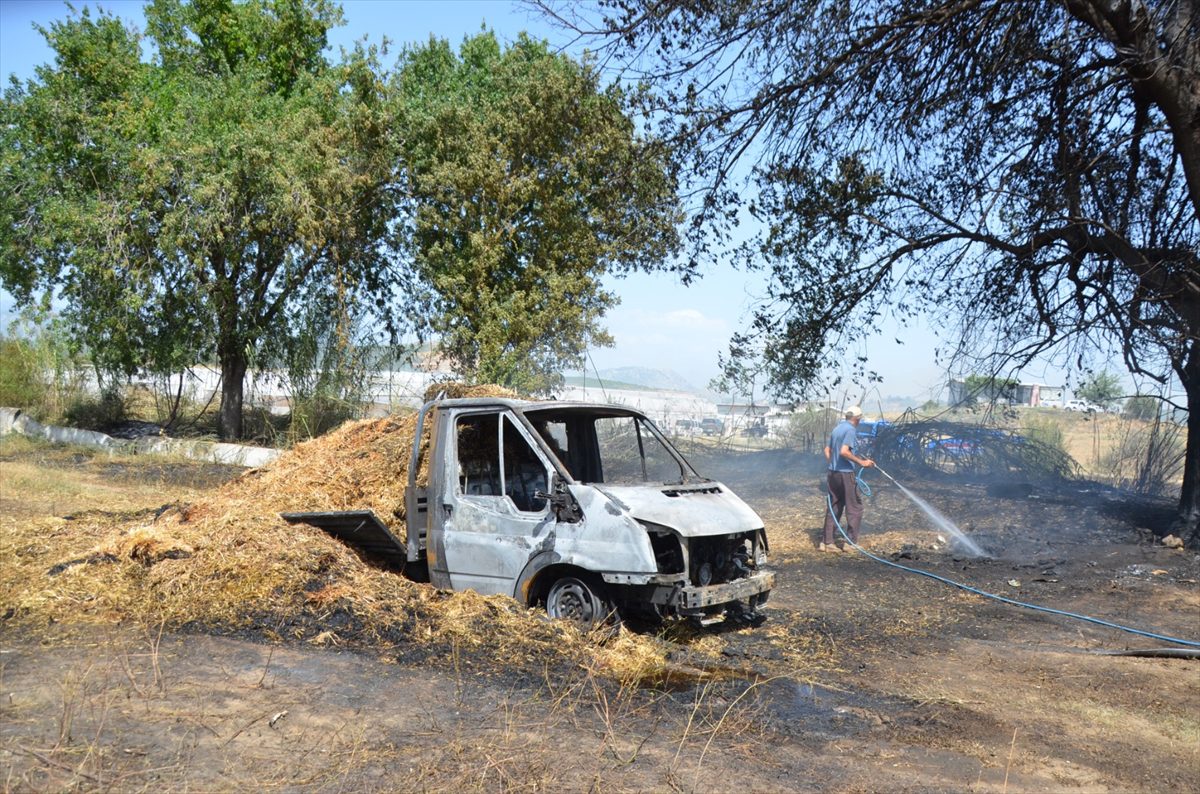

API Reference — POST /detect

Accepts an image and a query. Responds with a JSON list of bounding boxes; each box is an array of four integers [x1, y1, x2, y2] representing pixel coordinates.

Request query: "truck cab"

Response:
[[289, 397, 774, 628]]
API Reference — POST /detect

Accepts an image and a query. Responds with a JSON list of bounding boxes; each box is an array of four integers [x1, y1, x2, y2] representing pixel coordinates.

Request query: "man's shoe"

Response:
[[819, 543, 839, 552]]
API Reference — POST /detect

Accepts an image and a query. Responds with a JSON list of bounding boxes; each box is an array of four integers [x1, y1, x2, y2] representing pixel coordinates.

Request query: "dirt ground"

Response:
[[1, 440, 1198, 792]]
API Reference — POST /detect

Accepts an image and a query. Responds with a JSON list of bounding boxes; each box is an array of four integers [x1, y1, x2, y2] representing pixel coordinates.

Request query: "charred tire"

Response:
[[545, 575, 615, 630]]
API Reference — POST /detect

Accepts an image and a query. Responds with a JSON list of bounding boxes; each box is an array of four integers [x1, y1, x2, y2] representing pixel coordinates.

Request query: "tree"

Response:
[[710, 337, 763, 405], [1077, 371, 1123, 409], [0, 0, 402, 440], [554, 0, 1200, 545], [391, 32, 682, 394], [1125, 395, 1161, 421]]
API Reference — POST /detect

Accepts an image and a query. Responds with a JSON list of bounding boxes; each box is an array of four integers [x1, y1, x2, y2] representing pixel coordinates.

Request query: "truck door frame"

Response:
[[429, 406, 559, 596]]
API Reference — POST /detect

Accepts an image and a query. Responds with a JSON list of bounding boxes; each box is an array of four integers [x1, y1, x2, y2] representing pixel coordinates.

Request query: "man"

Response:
[[821, 405, 875, 552]]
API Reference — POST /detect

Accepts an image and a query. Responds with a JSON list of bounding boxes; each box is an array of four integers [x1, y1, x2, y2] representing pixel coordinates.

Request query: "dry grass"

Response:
[[0, 627, 786, 792], [589, 628, 674, 686], [1, 392, 679, 683]]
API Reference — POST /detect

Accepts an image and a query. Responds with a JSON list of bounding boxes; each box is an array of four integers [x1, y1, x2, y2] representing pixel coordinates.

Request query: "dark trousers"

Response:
[[823, 470, 863, 544]]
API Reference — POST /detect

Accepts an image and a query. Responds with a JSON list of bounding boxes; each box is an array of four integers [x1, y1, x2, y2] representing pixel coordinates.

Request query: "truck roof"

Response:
[[428, 397, 649, 418]]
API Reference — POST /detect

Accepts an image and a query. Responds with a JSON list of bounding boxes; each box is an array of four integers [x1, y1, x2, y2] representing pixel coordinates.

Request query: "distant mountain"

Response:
[[571, 367, 702, 394]]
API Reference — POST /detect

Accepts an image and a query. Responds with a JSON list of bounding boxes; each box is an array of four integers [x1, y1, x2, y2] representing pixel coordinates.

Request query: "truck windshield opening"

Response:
[[526, 409, 693, 485]]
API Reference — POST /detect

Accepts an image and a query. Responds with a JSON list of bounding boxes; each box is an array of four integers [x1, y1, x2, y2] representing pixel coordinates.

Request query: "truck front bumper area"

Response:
[[673, 570, 775, 610]]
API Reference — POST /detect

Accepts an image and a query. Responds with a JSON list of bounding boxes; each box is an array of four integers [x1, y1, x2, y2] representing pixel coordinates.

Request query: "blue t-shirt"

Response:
[[828, 420, 858, 472]]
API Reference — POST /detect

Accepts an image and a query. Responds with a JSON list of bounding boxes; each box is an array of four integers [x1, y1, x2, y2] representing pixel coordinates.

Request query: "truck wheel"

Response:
[[545, 575, 614, 630]]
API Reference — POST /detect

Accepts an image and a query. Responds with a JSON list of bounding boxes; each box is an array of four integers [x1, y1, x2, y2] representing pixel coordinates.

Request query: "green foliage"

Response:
[[920, 399, 940, 412], [778, 406, 836, 451], [0, 320, 126, 430], [63, 389, 129, 431], [145, 0, 343, 94], [0, 318, 90, 421], [710, 338, 762, 401], [0, 337, 45, 411], [280, 291, 392, 441], [1021, 416, 1066, 456], [1, 0, 401, 440], [1125, 395, 1161, 422], [392, 32, 682, 394], [1077, 372, 1122, 408]]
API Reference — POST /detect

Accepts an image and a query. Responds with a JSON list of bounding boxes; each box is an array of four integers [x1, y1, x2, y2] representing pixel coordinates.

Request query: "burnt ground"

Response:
[[2, 446, 1199, 792]]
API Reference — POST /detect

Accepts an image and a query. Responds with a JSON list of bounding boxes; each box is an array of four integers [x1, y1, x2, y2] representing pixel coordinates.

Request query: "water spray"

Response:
[[825, 466, 1200, 650], [871, 466, 989, 558]]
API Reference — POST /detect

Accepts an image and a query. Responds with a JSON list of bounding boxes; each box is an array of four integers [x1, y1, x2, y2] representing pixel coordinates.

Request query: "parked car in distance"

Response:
[[855, 419, 892, 455], [1063, 399, 1102, 413], [675, 418, 699, 434], [856, 419, 892, 438], [925, 436, 976, 457], [742, 419, 767, 438], [700, 417, 724, 436], [925, 428, 1025, 459]]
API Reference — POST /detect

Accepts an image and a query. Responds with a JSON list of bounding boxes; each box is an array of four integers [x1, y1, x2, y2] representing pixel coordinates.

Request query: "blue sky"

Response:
[[0, 0, 1006, 402]]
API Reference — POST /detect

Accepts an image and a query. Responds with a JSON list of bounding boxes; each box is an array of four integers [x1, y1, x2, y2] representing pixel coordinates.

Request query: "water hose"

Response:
[[824, 468, 1200, 650]]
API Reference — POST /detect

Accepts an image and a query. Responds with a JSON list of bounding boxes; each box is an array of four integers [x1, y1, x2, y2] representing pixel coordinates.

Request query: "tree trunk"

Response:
[[1176, 341, 1200, 548], [218, 350, 247, 442]]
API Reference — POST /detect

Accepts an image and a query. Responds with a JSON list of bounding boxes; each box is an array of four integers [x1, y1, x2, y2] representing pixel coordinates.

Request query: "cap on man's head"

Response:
[[845, 405, 863, 418]]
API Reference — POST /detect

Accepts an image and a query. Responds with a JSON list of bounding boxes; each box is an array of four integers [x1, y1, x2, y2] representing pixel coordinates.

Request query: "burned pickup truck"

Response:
[[285, 397, 774, 628]]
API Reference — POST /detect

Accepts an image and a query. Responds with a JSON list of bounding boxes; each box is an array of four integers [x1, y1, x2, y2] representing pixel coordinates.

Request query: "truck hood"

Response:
[[594, 483, 763, 537]]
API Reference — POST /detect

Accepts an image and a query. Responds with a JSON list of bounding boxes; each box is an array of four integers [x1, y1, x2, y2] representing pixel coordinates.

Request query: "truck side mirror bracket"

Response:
[[535, 476, 582, 523]]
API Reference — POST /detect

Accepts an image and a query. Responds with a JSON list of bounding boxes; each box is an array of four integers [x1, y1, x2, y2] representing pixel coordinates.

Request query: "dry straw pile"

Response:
[[3, 384, 676, 678]]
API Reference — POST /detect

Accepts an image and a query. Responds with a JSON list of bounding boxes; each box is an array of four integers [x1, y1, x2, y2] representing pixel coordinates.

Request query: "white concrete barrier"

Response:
[[0, 407, 281, 468], [0, 407, 19, 435], [130, 436, 281, 468], [15, 413, 119, 449]]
